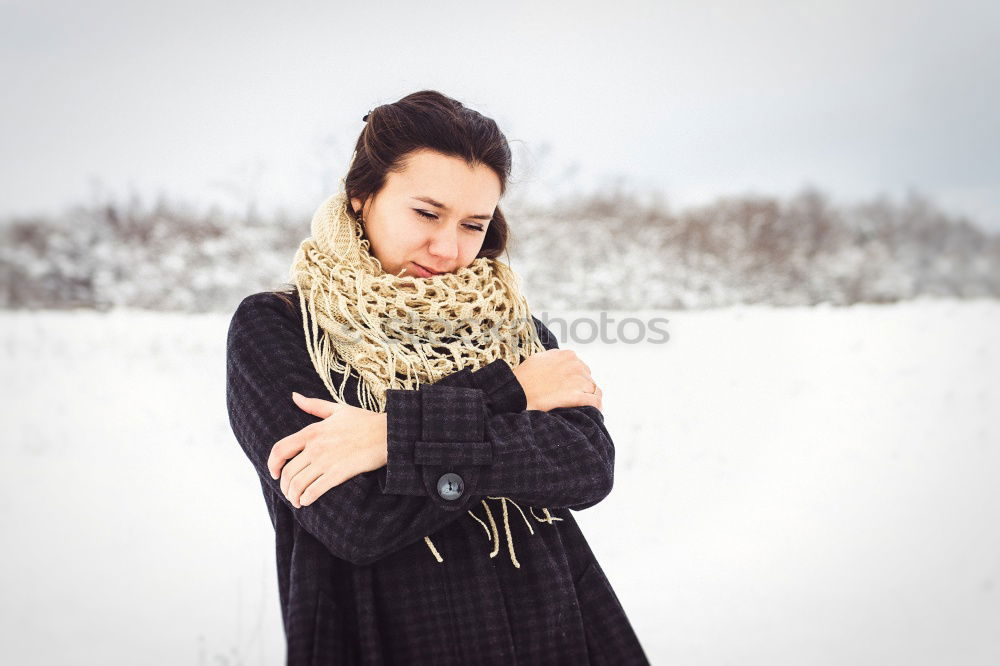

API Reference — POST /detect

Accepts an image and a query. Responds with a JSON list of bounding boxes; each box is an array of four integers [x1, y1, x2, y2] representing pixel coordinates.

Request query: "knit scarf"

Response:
[[288, 179, 562, 568]]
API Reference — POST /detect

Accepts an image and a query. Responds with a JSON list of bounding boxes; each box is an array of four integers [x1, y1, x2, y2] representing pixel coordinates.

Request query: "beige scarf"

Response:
[[288, 179, 562, 568]]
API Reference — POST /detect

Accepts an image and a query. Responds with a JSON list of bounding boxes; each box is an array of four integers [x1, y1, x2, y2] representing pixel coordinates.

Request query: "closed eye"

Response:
[[414, 209, 486, 232]]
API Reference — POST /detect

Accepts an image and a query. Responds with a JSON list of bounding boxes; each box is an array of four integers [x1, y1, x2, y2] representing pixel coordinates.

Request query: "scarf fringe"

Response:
[[424, 497, 562, 569]]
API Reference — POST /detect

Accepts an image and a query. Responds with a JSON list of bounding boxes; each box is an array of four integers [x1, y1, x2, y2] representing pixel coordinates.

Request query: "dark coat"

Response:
[[225, 290, 650, 665]]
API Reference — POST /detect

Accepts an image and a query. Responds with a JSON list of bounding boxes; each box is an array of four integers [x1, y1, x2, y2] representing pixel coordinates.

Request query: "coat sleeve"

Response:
[[381, 316, 614, 513], [225, 292, 536, 566]]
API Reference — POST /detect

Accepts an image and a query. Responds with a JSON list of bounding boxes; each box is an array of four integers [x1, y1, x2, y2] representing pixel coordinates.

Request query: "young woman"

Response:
[[226, 90, 649, 665]]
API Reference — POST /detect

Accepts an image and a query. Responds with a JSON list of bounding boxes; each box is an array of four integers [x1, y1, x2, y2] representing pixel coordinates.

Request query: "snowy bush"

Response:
[[0, 186, 997, 311]]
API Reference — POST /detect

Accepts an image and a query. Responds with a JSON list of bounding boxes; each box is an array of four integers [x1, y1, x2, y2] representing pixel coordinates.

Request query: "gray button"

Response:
[[437, 473, 464, 501]]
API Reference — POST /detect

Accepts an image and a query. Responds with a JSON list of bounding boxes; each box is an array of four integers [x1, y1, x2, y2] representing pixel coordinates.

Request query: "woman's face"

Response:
[[350, 148, 501, 278]]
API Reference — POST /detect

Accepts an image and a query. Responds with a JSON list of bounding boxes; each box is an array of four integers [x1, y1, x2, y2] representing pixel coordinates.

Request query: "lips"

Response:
[[411, 262, 444, 277]]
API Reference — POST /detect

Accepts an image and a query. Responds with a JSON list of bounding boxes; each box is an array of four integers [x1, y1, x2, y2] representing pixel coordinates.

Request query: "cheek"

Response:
[[369, 220, 423, 260], [460, 244, 478, 264], [462, 235, 486, 262], [398, 228, 433, 257]]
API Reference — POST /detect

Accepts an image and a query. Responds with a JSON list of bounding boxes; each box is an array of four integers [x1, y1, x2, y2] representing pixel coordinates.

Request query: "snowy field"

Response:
[[1, 298, 998, 665]]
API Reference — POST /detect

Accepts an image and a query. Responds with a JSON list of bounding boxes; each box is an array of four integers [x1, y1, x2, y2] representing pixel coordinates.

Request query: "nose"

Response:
[[427, 223, 460, 262]]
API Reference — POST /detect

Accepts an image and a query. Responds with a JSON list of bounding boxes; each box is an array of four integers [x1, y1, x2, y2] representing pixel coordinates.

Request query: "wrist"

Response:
[[376, 413, 389, 466]]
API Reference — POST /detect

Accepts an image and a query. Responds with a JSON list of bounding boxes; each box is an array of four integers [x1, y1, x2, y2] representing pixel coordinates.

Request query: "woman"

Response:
[[226, 90, 649, 665]]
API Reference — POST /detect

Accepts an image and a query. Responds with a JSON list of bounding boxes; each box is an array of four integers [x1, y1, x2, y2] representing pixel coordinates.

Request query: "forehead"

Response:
[[386, 149, 501, 206]]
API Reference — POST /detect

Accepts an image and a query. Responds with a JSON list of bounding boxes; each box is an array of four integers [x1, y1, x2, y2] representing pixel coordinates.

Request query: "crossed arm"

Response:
[[225, 292, 614, 565]]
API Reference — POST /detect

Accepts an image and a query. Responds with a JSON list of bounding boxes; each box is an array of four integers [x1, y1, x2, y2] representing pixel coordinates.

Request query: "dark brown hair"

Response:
[[271, 90, 515, 311]]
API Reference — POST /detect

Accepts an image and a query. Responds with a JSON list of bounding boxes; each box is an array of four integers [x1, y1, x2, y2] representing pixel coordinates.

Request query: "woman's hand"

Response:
[[511, 349, 603, 412], [267, 392, 388, 508]]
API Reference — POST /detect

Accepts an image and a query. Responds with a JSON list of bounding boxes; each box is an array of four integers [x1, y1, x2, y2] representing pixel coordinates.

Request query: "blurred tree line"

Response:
[[0, 186, 997, 312]]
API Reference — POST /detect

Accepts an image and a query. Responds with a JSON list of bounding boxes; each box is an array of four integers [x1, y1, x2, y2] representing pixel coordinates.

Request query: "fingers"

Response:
[[559, 349, 591, 379], [286, 454, 352, 508], [292, 392, 339, 419], [279, 452, 311, 498], [572, 372, 598, 395], [579, 388, 602, 412], [284, 459, 324, 508], [268, 427, 311, 479], [270, 395, 342, 479], [299, 473, 338, 507], [575, 383, 602, 409], [549, 385, 602, 411]]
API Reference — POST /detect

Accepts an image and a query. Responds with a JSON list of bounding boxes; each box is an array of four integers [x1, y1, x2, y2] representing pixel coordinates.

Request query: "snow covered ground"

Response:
[[1, 298, 998, 665]]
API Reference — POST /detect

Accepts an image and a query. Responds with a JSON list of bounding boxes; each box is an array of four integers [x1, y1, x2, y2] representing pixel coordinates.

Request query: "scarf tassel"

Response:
[[422, 497, 563, 568]]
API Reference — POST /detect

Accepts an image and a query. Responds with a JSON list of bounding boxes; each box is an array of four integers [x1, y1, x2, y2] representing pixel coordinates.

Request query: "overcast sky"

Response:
[[2, 0, 998, 230]]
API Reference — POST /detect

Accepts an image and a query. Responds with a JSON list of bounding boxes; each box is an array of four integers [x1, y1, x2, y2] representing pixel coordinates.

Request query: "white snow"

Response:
[[1, 298, 998, 665]]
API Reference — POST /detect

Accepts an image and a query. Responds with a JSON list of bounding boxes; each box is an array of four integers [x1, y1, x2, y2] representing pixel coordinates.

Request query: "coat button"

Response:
[[437, 472, 464, 500]]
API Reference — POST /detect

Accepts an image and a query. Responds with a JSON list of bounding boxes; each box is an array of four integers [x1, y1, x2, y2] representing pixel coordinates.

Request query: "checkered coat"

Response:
[[225, 290, 650, 665]]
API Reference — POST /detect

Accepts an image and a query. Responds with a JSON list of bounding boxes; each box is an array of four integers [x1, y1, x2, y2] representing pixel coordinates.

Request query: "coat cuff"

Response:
[[380, 385, 490, 509], [469, 358, 527, 413], [378, 391, 424, 495]]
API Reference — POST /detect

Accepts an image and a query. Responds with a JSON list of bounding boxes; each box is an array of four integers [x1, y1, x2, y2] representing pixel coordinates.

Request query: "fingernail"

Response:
[[292, 391, 301, 399]]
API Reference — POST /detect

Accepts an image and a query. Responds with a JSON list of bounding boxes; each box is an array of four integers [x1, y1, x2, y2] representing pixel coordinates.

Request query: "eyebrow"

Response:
[[411, 196, 493, 220]]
